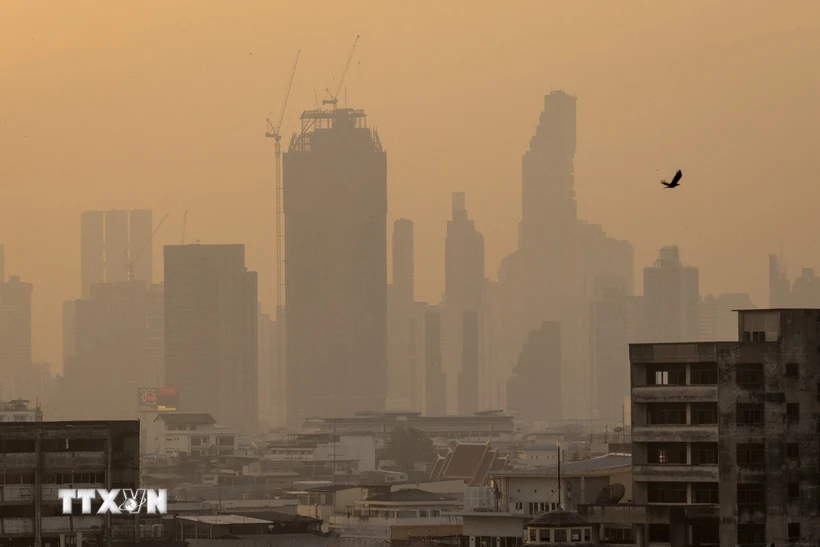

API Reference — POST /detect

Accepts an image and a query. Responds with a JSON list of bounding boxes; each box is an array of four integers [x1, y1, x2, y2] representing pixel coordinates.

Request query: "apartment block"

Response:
[[0, 420, 139, 547], [630, 308, 820, 546]]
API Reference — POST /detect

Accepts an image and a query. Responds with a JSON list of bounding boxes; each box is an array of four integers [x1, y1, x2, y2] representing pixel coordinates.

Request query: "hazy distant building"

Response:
[[507, 321, 562, 423], [493, 91, 634, 418], [60, 281, 163, 420], [440, 193, 485, 414], [387, 218, 415, 410], [588, 277, 631, 423], [701, 293, 756, 342], [641, 246, 699, 343], [768, 253, 820, 308], [0, 275, 33, 402], [457, 310, 480, 415], [80, 209, 154, 298], [283, 108, 387, 427], [424, 307, 446, 416], [257, 307, 283, 429], [164, 244, 258, 433]]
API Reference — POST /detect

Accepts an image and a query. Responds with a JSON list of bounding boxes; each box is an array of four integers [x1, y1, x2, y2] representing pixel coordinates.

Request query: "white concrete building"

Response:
[[143, 413, 237, 457]]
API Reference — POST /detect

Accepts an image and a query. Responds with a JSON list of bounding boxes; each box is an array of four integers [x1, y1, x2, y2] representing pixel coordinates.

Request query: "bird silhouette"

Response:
[[661, 170, 683, 188]]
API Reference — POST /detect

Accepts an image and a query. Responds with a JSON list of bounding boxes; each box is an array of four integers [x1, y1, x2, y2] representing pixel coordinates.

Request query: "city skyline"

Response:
[[3, 3, 820, 367]]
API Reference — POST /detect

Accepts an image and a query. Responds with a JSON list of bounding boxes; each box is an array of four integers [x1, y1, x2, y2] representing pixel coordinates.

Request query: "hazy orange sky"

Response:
[[2, 1, 820, 371]]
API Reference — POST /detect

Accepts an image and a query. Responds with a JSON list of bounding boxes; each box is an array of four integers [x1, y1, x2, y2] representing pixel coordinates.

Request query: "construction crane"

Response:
[[125, 213, 169, 282], [265, 50, 300, 315], [323, 35, 360, 108]]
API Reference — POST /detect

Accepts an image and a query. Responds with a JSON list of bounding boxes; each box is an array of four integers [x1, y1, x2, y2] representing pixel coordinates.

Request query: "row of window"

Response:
[[647, 482, 807, 505], [648, 362, 808, 387], [738, 523, 802, 544], [643, 402, 802, 426], [0, 472, 105, 485], [648, 522, 802, 545], [647, 442, 807, 466]]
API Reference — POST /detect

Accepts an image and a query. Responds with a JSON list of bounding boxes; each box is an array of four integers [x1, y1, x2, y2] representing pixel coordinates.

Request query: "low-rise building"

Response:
[[145, 413, 237, 457], [0, 399, 42, 422], [331, 488, 462, 547]]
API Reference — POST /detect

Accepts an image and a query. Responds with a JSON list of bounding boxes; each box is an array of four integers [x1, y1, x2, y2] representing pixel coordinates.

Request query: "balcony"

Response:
[[41, 516, 104, 533], [0, 453, 36, 468], [632, 464, 719, 482], [43, 452, 105, 468], [632, 425, 717, 443], [1, 517, 34, 534], [631, 386, 717, 404]]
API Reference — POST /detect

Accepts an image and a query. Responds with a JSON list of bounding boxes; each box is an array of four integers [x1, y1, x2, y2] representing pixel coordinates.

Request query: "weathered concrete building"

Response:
[[0, 420, 140, 547], [630, 308, 820, 546]]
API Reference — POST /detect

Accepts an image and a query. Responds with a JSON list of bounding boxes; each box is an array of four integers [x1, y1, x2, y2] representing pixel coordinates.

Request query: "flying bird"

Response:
[[661, 170, 683, 188]]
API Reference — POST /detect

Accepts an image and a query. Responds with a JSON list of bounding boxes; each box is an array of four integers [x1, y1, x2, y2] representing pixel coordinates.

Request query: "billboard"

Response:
[[137, 387, 179, 412]]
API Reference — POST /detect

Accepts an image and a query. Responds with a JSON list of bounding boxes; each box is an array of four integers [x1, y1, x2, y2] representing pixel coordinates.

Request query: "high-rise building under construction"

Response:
[[283, 108, 387, 427]]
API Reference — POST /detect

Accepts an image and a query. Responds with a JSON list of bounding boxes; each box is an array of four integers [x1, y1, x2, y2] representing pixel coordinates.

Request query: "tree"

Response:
[[383, 426, 436, 471]]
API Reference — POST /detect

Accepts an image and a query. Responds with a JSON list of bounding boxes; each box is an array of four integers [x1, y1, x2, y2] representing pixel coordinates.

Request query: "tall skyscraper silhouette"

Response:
[[80, 209, 154, 298], [388, 219, 415, 409], [0, 274, 33, 402], [283, 107, 387, 427], [164, 244, 258, 433]]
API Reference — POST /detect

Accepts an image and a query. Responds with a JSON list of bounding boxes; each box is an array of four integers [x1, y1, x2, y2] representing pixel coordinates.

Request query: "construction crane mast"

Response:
[[266, 50, 301, 314], [323, 35, 360, 108], [125, 213, 169, 282]]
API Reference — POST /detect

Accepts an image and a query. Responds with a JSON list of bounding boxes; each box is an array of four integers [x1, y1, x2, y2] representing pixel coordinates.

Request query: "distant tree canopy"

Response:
[[384, 426, 436, 471]]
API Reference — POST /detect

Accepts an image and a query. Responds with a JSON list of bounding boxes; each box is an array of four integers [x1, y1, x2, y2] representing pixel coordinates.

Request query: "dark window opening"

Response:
[[690, 364, 718, 385], [0, 440, 36, 453], [787, 443, 800, 459], [787, 403, 800, 423], [788, 482, 800, 499], [786, 362, 799, 377], [736, 363, 764, 387], [647, 365, 686, 386], [648, 524, 671, 543], [0, 474, 35, 485], [737, 403, 764, 426], [691, 443, 718, 465], [647, 443, 687, 464], [691, 524, 719, 546], [737, 524, 765, 545], [690, 403, 718, 425], [788, 523, 800, 542], [602, 528, 632, 543], [647, 403, 687, 425], [691, 482, 719, 504], [737, 444, 765, 466], [737, 483, 765, 507], [647, 482, 687, 504]]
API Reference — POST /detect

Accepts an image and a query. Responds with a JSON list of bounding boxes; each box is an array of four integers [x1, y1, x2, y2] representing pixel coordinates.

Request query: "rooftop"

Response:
[[366, 489, 456, 503], [492, 453, 631, 477]]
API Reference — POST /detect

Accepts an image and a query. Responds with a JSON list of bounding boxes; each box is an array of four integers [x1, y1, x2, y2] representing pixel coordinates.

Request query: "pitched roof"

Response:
[[366, 488, 456, 503], [155, 413, 216, 425]]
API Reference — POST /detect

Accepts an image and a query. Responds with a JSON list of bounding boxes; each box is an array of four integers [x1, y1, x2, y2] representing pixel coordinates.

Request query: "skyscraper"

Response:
[[80, 209, 154, 298], [0, 275, 33, 402], [388, 219, 415, 409], [642, 246, 700, 343], [283, 107, 387, 427], [164, 244, 258, 433], [444, 192, 485, 311]]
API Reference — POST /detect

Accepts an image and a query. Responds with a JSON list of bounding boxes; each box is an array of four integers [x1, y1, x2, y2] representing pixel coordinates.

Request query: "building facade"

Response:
[[164, 244, 258, 434], [0, 420, 140, 547], [630, 308, 820, 546], [283, 108, 388, 427]]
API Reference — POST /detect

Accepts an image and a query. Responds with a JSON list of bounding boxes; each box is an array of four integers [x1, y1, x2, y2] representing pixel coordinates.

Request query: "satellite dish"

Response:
[[595, 483, 626, 505]]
